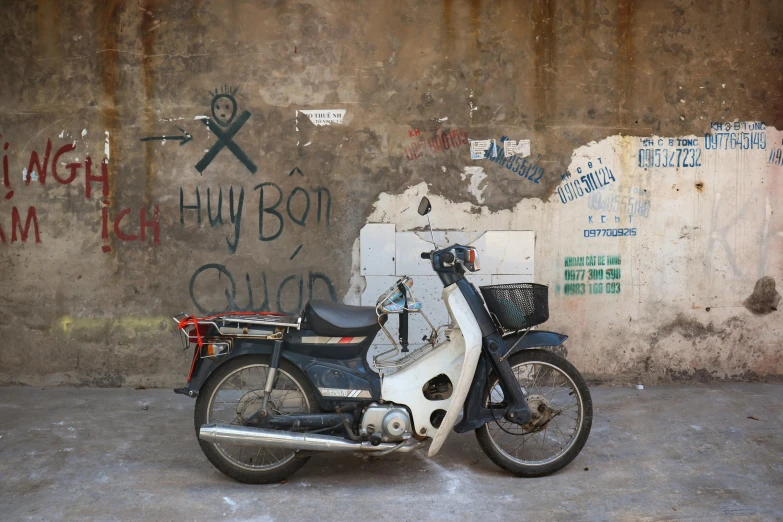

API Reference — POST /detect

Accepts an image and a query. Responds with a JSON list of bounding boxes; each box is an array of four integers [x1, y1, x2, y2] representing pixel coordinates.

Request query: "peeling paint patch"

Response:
[[461, 166, 487, 203], [104, 131, 110, 160]]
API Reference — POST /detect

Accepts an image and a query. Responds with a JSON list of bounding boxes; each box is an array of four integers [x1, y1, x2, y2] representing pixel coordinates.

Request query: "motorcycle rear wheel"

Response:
[[475, 349, 592, 477], [194, 355, 319, 484]]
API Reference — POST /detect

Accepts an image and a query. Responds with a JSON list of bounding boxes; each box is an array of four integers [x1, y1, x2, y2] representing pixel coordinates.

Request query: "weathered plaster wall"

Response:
[[0, 0, 781, 387]]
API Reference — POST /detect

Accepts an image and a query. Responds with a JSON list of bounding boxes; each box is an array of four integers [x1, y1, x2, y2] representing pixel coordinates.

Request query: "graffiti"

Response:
[[583, 227, 637, 238], [139, 128, 193, 146], [705, 122, 766, 150], [638, 138, 702, 168], [557, 157, 615, 203], [472, 137, 543, 183], [256, 183, 331, 241], [101, 205, 160, 253], [195, 86, 257, 174], [704, 185, 780, 279], [403, 128, 469, 161], [561, 255, 622, 296], [768, 147, 783, 165], [1, 135, 158, 251], [587, 188, 651, 223], [189, 263, 337, 315], [0, 206, 40, 244], [179, 181, 331, 254]]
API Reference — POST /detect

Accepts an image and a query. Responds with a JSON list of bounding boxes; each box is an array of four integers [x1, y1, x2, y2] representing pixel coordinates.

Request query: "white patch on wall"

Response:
[[104, 131, 110, 160], [298, 109, 346, 126], [359, 224, 535, 366], [81, 129, 87, 138], [461, 166, 488, 203]]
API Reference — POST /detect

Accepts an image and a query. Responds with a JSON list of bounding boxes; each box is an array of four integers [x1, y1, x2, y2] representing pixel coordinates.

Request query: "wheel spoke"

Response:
[[207, 363, 311, 471], [484, 359, 585, 466]]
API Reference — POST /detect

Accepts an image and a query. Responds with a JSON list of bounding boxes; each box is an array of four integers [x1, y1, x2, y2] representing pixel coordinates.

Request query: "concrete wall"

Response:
[[1, 0, 781, 387]]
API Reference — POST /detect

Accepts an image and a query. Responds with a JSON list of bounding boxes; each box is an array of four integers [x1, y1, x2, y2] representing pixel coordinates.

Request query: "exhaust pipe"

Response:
[[199, 424, 428, 453]]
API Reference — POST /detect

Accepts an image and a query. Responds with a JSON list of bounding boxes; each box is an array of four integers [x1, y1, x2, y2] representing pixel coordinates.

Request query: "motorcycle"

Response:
[[173, 196, 592, 483]]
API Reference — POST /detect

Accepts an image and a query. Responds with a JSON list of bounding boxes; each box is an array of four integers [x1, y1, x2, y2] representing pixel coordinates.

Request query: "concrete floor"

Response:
[[0, 384, 781, 521]]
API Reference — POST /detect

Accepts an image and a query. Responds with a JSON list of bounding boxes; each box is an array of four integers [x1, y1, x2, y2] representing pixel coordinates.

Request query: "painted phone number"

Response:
[[584, 228, 636, 238]]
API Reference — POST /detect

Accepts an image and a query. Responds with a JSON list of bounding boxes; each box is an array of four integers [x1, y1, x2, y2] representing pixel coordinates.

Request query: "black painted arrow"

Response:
[[140, 128, 193, 146]]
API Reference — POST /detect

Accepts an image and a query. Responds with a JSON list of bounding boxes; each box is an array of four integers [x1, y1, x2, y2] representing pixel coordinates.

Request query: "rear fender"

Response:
[[452, 330, 568, 433], [176, 339, 277, 397]]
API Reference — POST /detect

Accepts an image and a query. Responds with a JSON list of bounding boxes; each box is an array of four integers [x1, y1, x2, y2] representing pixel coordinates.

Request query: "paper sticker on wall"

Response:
[[503, 139, 530, 158], [297, 110, 346, 127]]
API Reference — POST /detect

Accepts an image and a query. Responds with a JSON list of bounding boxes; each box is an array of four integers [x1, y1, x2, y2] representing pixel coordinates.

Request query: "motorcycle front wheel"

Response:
[[475, 348, 593, 477]]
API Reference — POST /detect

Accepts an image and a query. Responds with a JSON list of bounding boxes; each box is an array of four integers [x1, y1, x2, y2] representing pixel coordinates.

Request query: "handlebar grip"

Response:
[[420, 252, 431, 259]]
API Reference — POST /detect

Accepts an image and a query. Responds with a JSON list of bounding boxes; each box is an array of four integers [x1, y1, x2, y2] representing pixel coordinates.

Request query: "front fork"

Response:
[[483, 332, 532, 426]]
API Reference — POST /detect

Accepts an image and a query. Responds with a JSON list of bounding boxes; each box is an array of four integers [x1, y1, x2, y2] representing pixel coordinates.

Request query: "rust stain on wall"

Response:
[[442, 0, 453, 55], [139, 0, 157, 210], [35, 0, 59, 58], [616, 0, 636, 126], [532, 0, 556, 128], [96, 0, 123, 254], [469, 0, 481, 49], [583, 0, 593, 37]]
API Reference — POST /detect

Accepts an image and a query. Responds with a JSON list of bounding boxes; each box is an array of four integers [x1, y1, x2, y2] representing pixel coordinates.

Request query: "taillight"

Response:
[[188, 323, 212, 343]]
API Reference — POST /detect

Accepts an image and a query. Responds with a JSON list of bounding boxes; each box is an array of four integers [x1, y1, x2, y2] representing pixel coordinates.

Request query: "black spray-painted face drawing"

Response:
[[211, 94, 238, 127]]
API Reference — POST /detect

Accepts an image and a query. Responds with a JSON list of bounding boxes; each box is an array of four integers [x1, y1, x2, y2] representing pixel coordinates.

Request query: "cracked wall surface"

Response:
[[0, 0, 781, 386]]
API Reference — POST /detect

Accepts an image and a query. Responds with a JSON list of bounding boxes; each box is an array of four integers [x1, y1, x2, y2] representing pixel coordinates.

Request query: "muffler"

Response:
[[199, 424, 428, 453]]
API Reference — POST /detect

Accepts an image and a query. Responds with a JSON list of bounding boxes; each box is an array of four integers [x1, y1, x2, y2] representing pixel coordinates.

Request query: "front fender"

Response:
[[503, 330, 568, 356], [452, 330, 569, 433]]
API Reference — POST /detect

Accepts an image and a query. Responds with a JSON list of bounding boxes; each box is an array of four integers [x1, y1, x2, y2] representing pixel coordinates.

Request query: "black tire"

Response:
[[194, 355, 320, 484], [475, 349, 593, 477]]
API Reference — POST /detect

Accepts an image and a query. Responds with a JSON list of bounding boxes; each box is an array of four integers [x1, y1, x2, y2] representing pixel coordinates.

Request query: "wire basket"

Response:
[[479, 283, 549, 331]]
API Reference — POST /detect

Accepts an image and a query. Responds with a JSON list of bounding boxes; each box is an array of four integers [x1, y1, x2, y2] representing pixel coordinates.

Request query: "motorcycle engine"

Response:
[[360, 403, 411, 444]]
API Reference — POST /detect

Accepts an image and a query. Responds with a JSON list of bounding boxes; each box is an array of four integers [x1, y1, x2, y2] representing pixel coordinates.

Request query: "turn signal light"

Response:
[[204, 343, 229, 357]]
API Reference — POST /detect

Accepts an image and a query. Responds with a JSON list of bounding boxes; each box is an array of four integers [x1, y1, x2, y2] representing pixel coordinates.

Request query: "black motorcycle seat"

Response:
[[303, 300, 384, 337]]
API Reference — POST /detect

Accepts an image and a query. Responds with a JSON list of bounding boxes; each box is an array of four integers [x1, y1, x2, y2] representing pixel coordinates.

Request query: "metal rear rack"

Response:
[[173, 312, 301, 353]]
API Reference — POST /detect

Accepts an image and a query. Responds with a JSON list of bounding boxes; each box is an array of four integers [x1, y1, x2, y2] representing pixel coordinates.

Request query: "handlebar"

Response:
[[420, 252, 431, 260]]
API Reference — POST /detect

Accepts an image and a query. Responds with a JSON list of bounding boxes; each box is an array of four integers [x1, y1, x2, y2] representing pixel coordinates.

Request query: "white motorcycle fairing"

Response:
[[379, 283, 483, 457]]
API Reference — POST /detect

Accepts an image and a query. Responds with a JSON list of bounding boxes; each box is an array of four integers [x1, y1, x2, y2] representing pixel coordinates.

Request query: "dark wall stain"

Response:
[[443, 0, 453, 53], [653, 313, 743, 343], [532, 0, 556, 129], [616, 0, 635, 126], [139, 0, 157, 210], [469, 0, 481, 49], [744, 276, 781, 315], [96, 0, 124, 254]]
